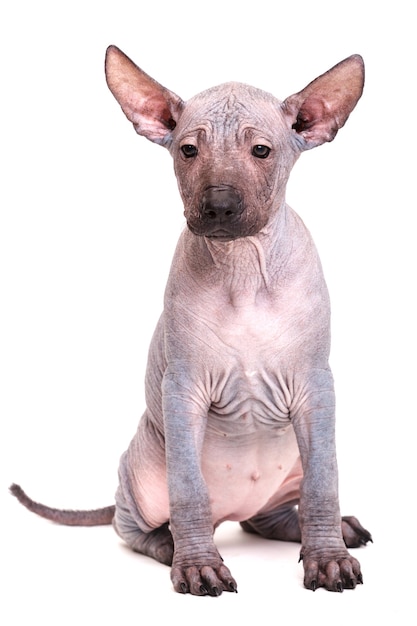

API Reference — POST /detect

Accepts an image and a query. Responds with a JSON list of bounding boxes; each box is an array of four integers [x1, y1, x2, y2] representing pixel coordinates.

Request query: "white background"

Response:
[[1, 1, 414, 623]]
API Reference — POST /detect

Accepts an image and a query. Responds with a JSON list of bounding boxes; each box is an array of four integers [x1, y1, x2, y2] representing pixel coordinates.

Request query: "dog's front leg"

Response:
[[162, 372, 237, 596], [292, 369, 363, 591]]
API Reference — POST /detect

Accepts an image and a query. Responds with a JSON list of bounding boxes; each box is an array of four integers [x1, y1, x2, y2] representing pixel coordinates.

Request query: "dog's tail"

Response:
[[9, 483, 115, 526]]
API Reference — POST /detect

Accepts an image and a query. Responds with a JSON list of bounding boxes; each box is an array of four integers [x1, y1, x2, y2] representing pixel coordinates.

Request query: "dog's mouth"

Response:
[[186, 215, 266, 241], [187, 222, 244, 241], [205, 229, 240, 241]]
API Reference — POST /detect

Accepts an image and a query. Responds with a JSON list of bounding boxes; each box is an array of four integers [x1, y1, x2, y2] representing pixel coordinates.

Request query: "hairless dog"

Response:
[[11, 47, 372, 595]]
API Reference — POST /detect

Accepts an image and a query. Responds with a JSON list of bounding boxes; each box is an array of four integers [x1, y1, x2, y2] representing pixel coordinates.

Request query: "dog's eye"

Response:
[[181, 144, 198, 158], [252, 145, 271, 159]]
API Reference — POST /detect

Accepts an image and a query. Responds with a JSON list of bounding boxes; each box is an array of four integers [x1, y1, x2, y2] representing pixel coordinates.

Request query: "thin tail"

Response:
[[10, 483, 115, 526]]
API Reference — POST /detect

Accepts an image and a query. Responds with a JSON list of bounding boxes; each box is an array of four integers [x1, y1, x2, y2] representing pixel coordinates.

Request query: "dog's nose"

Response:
[[201, 187, 243, 225]]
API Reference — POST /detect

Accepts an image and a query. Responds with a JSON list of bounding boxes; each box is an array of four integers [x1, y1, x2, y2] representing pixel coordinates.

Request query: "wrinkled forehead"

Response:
[[176, 82, 285, 139]]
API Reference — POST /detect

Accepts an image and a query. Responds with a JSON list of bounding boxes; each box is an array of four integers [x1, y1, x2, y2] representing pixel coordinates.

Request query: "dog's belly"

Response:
[[202, 423, 302, 524], [126, 411, 301, 529]]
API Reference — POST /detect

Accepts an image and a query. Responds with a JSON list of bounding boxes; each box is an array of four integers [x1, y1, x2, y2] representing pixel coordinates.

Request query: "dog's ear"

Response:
[[105, 46, 184, 145], [283, 55, 364, 150]]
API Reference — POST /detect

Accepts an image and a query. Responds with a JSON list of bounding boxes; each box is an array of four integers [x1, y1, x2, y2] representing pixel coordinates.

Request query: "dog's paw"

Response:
[[171, 562, 237, 596], [342, 515, 373, 548], [301, 550, 363, 592]]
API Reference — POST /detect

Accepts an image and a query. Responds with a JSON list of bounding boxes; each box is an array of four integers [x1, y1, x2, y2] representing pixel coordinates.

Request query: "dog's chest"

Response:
[[205, 301, 295, 430]]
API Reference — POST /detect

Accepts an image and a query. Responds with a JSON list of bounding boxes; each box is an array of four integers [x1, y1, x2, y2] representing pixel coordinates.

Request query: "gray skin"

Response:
[[10, 47, 372, 596]]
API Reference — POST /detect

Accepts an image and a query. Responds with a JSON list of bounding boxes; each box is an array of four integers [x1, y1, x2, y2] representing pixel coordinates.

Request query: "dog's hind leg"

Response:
[[240, 502, 302, 542], [241, 504, 372, 548], [113, 489, 174, 565]]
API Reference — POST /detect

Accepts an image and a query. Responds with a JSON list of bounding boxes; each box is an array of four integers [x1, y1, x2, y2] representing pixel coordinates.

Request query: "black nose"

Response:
[[201, 186, 243, 226]]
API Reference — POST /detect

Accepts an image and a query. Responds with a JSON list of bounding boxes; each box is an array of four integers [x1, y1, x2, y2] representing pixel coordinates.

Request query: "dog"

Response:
[[11, 47, 372, 595]]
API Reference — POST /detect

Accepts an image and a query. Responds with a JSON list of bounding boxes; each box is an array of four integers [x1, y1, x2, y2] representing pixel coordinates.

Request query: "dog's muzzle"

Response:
[[196, 186, 244, 239]]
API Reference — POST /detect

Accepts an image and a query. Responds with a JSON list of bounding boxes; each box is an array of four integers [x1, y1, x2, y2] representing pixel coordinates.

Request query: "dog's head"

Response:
[[105, 47, 364, 241]]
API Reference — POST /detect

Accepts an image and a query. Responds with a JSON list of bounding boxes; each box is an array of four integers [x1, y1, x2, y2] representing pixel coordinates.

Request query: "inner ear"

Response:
[[291, 96, 327, 133], [141, 94, 178, 132]]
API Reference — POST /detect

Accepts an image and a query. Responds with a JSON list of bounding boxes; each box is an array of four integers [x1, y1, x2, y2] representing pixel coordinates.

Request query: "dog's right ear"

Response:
[[105, 46, 184, 145]]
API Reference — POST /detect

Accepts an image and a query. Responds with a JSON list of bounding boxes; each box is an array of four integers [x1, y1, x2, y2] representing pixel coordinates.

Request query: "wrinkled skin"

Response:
[[104, 47, 371, 595]]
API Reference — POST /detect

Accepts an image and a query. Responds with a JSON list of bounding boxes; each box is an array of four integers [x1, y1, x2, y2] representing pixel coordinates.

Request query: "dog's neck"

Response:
[[180, 202, 307, 307], [205, 235, 271, 307]]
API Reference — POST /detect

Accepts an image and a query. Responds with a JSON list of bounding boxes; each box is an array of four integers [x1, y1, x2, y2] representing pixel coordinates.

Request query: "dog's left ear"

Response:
[[283, 54, 364, 150], [105, 46, 184, 145]]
